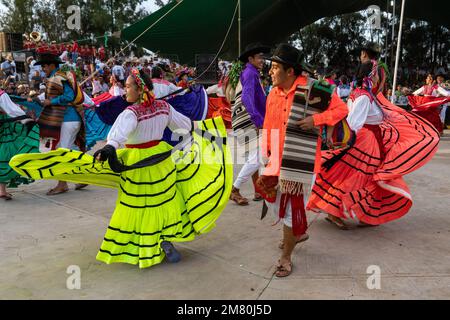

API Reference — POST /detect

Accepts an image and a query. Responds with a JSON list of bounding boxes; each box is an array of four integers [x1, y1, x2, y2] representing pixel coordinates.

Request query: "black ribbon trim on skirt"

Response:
[[157, 87, 189, 100], [0, 115, 29, 123]]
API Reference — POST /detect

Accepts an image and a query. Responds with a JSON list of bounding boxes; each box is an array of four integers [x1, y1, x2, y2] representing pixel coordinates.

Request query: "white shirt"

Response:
[[37, 92, 46, 102], [107, 104, 191, 149], [60, 51, 69, 61], [337, 85, 351, 99], [206, 84, 225, 97], [1, 60, 15, 76], [438, 85, 450, 107], [152, 78, 184, 99], [109, 85, 124, 97], [413, 86, 449, 97], [28, 60, 42, 81], [347, 95, 383, 133]]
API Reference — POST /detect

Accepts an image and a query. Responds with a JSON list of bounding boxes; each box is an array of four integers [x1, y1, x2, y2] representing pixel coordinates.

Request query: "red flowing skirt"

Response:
[[412, 108, 443, 134], [307, 96, 440, 225]]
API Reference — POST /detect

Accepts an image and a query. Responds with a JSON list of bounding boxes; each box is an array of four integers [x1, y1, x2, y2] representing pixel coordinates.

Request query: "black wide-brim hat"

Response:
[[35, 53, 63, 66], [238, 43, 271, 63], [269, 43, 304, 69]]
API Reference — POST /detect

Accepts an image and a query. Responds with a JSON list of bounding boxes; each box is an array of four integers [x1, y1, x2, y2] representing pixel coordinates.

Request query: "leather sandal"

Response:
[[325, 215, 349, 230], [0, 193, 12, 201], [275, 261, 293, 278], [230, 190, 249, 206], [75, 184, 88, 190], [46, 188, 69, 196]]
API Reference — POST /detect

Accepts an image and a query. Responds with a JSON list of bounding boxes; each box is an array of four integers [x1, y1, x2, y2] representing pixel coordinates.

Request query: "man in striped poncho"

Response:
[[258, 44, 348, 277], [35, 52, 87, 195]]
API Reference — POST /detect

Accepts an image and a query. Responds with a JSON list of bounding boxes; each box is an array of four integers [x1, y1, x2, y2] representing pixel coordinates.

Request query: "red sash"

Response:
[[125, 140, 160, 149]]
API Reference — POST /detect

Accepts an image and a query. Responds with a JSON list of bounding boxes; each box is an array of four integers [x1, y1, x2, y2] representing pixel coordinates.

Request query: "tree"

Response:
[[154, 0, 171, 8], [0, 0, 148, 48], [290, 12, 369, 76], [0, 0, 33, 33], [289, 10, 449, 81]]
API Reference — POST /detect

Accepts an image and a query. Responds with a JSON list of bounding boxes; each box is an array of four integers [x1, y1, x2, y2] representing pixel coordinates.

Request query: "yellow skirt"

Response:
[[10, 117, 233, 268]]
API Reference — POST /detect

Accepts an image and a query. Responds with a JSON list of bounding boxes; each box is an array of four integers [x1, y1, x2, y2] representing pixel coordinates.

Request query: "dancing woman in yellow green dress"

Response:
[[10, 68, 232, 268]]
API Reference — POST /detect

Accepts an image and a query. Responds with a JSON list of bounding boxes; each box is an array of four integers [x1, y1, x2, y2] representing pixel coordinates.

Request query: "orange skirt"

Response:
[[307, 104, 440, 225]]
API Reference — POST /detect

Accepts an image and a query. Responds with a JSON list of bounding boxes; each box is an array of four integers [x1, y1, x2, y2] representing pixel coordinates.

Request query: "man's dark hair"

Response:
[[42, 62, 58, 68], [279, 63, 303, 77], [247, 53, 261, 63]]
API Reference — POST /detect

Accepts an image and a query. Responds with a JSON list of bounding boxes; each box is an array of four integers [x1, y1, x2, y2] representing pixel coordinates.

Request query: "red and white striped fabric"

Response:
[[408, 95, 450, 112], [307, 92, 440, 226], [408, 95, 450, 133], [91, 92, 113, 106]]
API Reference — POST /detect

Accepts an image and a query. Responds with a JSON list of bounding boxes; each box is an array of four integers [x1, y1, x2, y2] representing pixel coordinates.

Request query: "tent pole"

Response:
[[390, 0, 396, 71], [391, 0, 405, 102], [384, 0, 389, 64], [238, 0, 242, 56]]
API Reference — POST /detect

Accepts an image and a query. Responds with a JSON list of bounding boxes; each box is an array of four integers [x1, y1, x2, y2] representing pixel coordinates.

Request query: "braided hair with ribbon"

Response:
[[93, 68, 169, 172], [130, 67, 156, 107]]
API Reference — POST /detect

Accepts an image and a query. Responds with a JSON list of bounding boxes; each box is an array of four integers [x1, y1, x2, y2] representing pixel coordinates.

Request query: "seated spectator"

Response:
[[31, 71, 42, 91], [92, 76, 103, 97], [387, 88, 395, 103], [176, 69, 190, 89], [337, 75, 351, 101]]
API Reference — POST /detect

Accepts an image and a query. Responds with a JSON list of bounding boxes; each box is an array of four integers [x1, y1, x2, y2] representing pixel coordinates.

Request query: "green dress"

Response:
[[0, 91, 40, 188]]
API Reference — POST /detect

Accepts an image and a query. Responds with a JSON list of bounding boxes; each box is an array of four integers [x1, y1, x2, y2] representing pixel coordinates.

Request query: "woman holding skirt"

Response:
[[0, 90, 39, 200], [307, 61, 440, 229], [10, 68, 232, 268], [411, 74, 450, 135]]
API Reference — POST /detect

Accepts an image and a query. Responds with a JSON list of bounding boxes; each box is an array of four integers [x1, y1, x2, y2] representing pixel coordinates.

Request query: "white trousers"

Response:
[[265, 178, 315, 227], [233, 149, 260, 189], [440, 105, 448, 124], [57, 121, 81, 149], [40, 121, 81, 152]]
